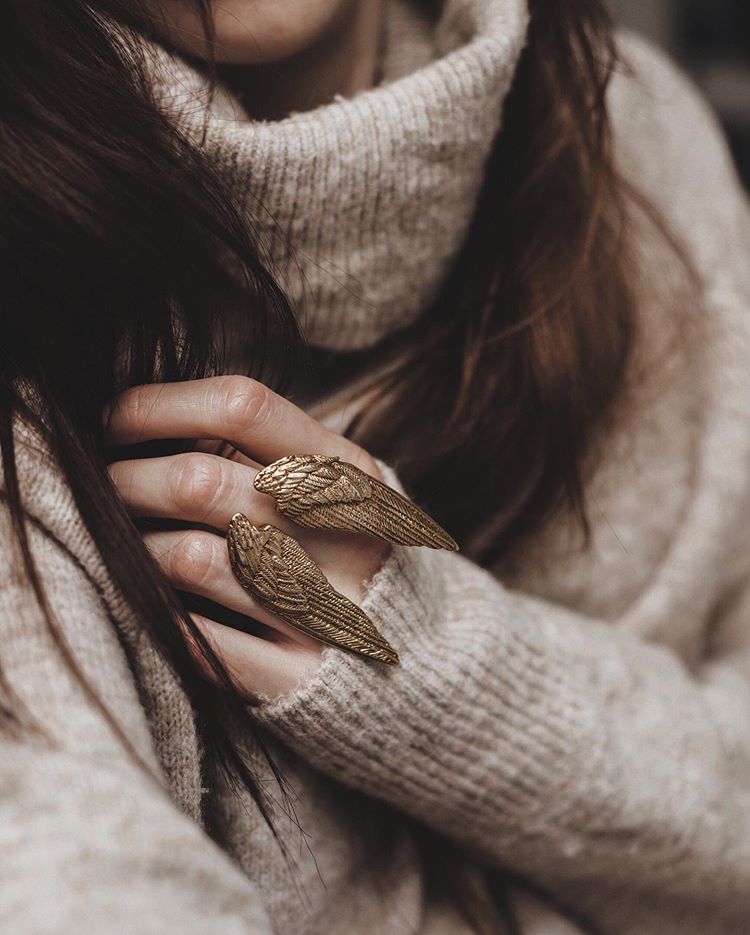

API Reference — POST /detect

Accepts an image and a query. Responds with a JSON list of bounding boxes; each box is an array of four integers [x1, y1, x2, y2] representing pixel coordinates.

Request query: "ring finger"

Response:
[[145, 528, 321, 651]]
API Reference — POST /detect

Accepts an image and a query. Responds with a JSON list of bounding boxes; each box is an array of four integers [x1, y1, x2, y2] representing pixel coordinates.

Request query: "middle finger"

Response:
[[108, 451, 291, 534]]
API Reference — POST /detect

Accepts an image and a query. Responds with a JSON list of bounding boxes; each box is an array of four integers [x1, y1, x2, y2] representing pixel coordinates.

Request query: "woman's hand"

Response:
[[105, 376, 390, 700]]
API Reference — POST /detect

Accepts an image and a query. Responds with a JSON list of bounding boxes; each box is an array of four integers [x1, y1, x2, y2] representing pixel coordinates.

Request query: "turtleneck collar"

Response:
[[151, 0, 529, 351]]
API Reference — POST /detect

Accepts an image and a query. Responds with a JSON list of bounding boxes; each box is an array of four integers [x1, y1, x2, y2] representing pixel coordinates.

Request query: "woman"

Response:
[[1, 0, 749, 932]]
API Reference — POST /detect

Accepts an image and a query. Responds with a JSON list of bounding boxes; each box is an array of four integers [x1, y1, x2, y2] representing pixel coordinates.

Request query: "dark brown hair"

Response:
[[2, 0, 641, 928], [352, 0, 635, 568], [0, 0, 301, 821]]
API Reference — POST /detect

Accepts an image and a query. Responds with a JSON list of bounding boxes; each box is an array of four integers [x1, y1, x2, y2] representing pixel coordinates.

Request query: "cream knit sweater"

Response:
[[2, 1, 750, 933]]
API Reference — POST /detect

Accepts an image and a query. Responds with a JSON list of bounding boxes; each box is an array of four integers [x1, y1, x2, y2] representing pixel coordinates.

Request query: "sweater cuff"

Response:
[[258, 540, 440, 721], [255, 529, 597, 842], [255, 543, 448, 782]]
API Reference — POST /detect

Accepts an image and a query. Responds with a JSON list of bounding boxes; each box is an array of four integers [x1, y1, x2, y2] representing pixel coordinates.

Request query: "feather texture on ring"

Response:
[[226, 513, 399, 665], [254, 455, 458, 550]]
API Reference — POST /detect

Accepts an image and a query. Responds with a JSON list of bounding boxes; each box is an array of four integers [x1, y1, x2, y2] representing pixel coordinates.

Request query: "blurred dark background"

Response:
[[609, 0, 750, 188]]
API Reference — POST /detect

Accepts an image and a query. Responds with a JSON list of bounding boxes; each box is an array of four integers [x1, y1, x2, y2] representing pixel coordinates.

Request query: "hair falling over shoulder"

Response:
[[351, 0, 642, 567], [0, 2, 682, 928]]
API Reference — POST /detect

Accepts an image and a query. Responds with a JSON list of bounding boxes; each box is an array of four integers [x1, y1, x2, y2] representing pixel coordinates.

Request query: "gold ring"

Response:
[[226, 513, 399, 665], [253, 454, 458, 551]]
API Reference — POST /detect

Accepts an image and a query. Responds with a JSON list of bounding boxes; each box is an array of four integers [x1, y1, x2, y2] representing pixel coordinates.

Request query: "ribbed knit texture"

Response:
[[150, 0, 528, 351], [3, 3, 750, 934]]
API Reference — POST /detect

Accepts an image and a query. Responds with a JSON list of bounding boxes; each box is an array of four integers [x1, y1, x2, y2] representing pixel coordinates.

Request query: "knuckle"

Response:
[[168, 454, 224, 514], [168, 533, 217, 589], [116, 387, 151, 431], [218, 376, 271, 433]]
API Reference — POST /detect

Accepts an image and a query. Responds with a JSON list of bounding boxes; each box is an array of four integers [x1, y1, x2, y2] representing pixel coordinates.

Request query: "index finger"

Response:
[[104, 376, 371, 469]]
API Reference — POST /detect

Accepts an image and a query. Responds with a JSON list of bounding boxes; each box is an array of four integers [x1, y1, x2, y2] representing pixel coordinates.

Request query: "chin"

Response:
[[150, 0, 356, 65]]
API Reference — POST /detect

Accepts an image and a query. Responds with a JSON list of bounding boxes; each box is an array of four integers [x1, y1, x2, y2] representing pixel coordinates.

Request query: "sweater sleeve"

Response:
[[256, 38, 750, 932], [257, 542, 750, 929], [0, 505, 271, 935]]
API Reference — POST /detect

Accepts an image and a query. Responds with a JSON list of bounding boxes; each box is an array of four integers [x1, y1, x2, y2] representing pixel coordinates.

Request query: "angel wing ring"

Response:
[[253, 454, 458, 551], [226, 513, 399, 665]]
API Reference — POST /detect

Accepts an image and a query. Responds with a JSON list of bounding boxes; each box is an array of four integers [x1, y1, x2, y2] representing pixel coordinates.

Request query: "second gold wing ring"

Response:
[[226, 513, 399, 665], [253, 454, 458, 550]]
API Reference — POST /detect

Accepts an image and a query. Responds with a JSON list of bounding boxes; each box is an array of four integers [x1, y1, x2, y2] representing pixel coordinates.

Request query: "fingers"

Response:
[[109, 452, 290, 534], [145, 529, 319, 651], [187, 614, 322, 700], [104, 376, 373, 471]]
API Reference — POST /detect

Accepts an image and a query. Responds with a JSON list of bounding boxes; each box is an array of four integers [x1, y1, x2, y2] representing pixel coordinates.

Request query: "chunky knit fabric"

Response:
[[151, 0, 528, 351], [3, 2, 750, 934]]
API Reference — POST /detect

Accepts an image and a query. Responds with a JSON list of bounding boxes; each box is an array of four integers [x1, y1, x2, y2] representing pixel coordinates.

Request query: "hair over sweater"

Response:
[[2, 1, 750, 933]]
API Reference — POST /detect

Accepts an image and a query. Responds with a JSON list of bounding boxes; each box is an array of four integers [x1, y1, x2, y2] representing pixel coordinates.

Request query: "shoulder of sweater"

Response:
[[608, 30, 750, 278], [609, 31, 732, 186], [0, 492, 158, 764], [0, 416, 92, 563], [0, 420, 162, 763], [0, 483, 273, 935]]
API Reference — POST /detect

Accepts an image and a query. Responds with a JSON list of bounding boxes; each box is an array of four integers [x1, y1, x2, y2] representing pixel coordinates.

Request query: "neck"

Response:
[[218, 0, 384, 121]]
